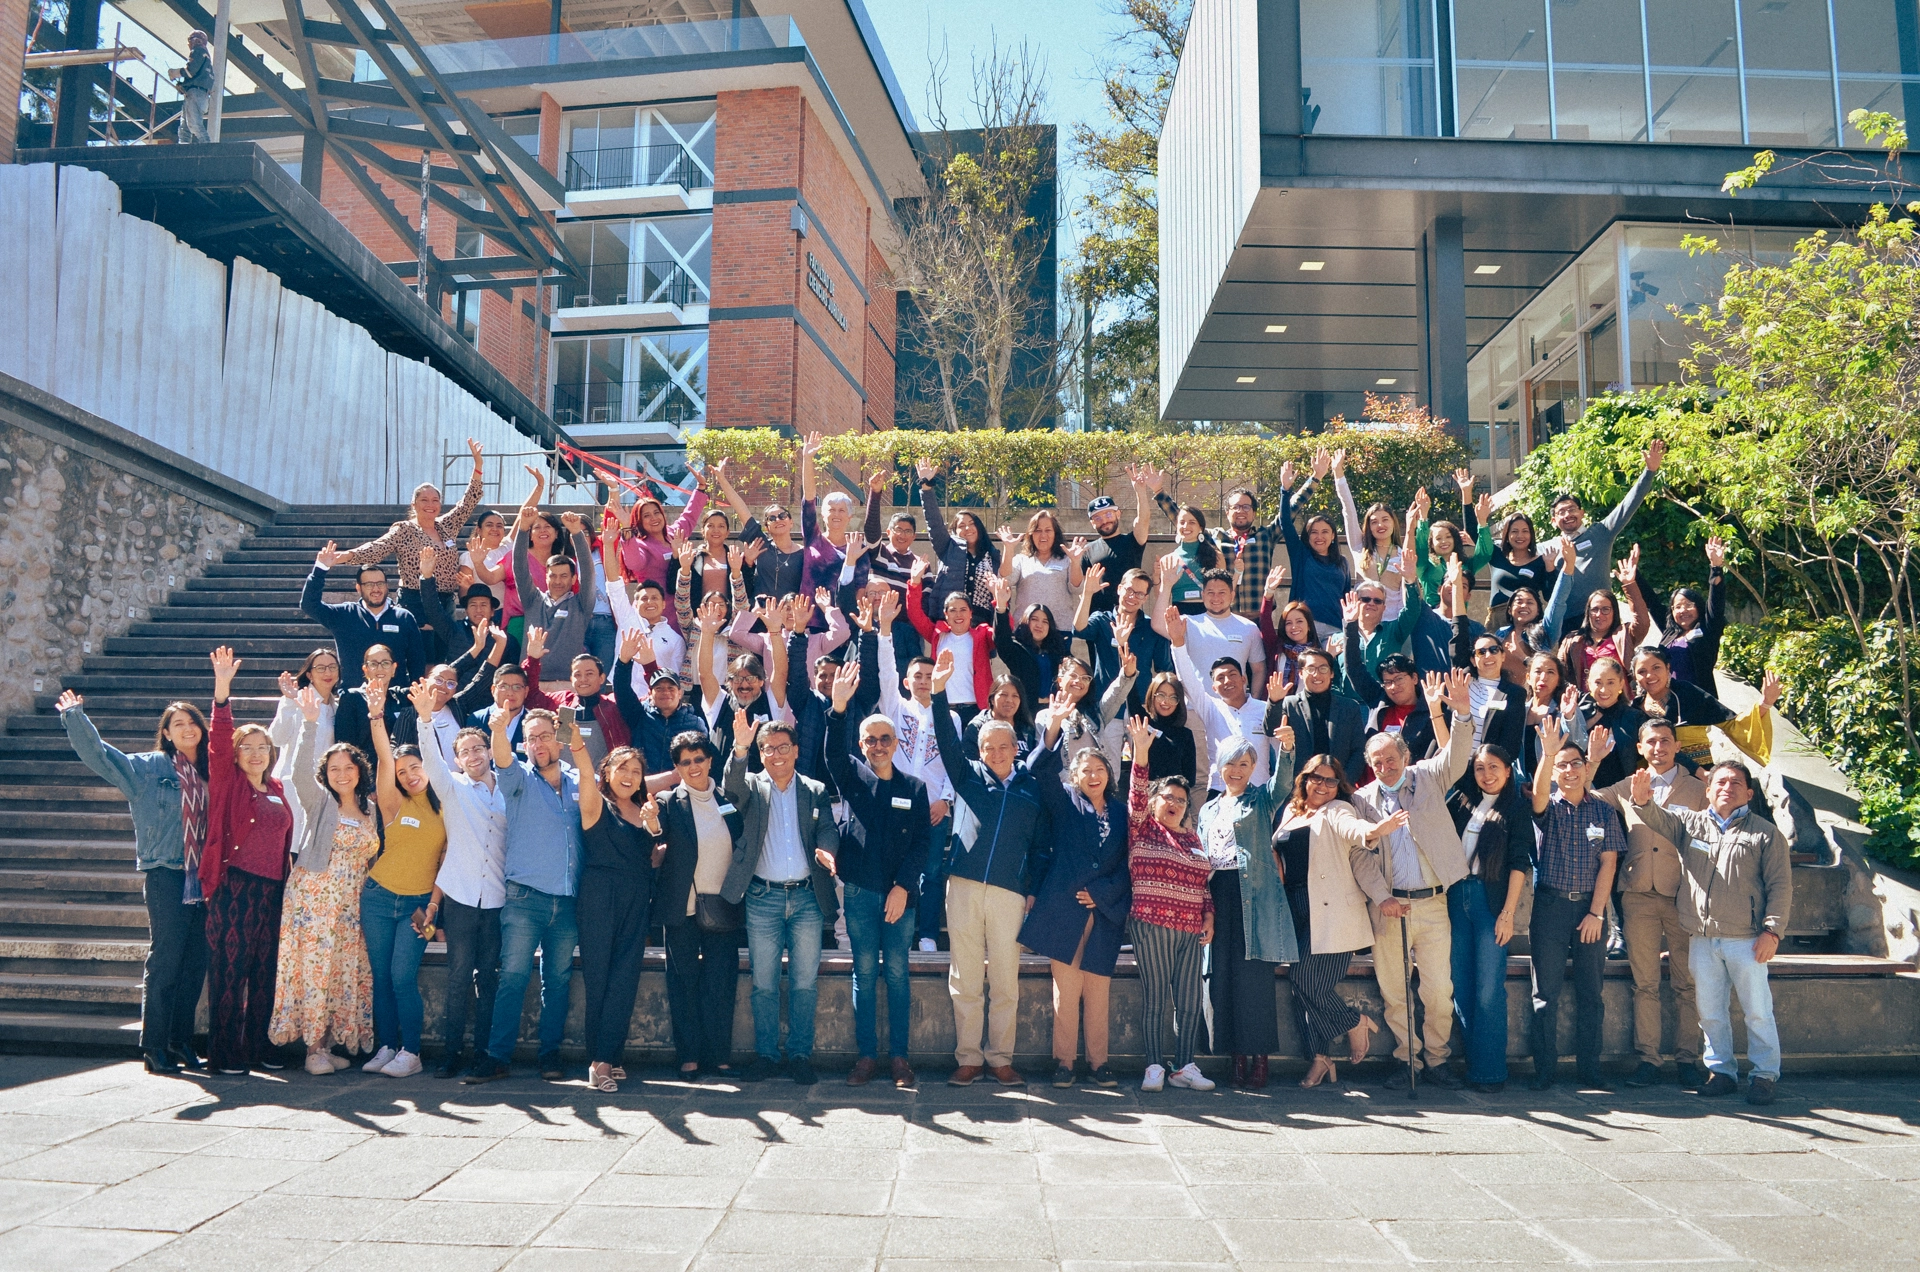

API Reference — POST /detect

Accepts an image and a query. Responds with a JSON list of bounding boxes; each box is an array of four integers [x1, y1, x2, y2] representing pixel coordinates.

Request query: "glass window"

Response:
[[556, 216, 710, 308], [562, 103, 716, 190], [1299, 0, 1439, 136], [552, 337, 627, 426], [1646, 0, 1742, 143], [1833, 0, 1920, 145], [1520, 274, 1578, 370], [1529, 347, 1582, 447], [1456, 0, 1551, 138], [1584, 311, 1622, 394], [1549, 0, 1650, 141], [500, 113, 540, 161], [1742, 0, 1839, 146], [634, 331, 708, 426], [1625, 225, 1727, 387]]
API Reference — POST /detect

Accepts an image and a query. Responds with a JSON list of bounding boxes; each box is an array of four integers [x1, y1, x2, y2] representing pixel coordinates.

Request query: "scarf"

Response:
[[174, 753, 208, 905]]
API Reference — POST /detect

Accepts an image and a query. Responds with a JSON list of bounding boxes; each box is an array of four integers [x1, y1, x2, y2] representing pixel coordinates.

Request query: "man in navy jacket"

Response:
[[301, 541, 425, 688], [930, 651, 1051, 1089]]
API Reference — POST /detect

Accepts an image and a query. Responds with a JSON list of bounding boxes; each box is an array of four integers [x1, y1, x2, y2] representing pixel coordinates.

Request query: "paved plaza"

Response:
[[0, 1058, 1916, 1270]]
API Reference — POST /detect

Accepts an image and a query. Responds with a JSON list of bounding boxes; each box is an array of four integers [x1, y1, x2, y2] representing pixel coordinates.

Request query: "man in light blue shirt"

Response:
[[466, 707, 583, 1084]]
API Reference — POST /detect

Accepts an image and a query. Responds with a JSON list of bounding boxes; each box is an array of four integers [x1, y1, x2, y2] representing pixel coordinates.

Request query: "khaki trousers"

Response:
[[1371, 893, 1454, 1069], [1621, 890, 1698, 1064], [1049, 916, 1110, 1068], [946, 876, 1027, 1067]]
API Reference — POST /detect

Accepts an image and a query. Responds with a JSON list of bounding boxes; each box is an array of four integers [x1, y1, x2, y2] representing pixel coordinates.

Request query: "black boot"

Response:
[[143, 1050, 181, 1075]]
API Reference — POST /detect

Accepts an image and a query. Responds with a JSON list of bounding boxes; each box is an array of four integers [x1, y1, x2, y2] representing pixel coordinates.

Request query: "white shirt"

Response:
[[937, 629, 977, 705], [424, 707, 463, 772], [1184, 611, 1262, 683], [418, 732, 508, 909], [606, 581, 687, 695], [878, 634, 957, 805], [1172, 643, 1269, 790], [462, 544, 510, 605], [1469, 676, 1502, 745], [1462, 791, 1498, 873]]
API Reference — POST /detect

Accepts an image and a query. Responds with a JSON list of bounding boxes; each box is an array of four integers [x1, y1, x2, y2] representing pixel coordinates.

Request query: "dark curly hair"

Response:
[[316, 741, 376, 816]]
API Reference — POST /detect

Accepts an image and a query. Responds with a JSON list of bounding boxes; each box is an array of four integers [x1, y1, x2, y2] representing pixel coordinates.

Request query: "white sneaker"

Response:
[[381, 1049, 422, 1078], [1140, 1064, 1166, 1092], [304, 1051, 336, 1076], [918, 938, 937, 953], [361, 1046, 397, 1073], [1168, 1063, 1216, 1091]]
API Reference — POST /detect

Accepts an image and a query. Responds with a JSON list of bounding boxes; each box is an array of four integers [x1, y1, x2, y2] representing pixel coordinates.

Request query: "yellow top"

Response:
[[369, 790, 448, 897]]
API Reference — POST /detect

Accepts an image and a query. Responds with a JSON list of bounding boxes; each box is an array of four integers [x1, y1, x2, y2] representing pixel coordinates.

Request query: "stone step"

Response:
[[0, 868, 146, 897], [0, 785, 149, 805], [108, 633, 330, 653], [0, 972, 143, 1007], [0, 809, 136, 834], [0, 839, 137, 867], [183, 575, 316, 592], [29, 694, 281, 718], [0, 761, 118, 784], [0, 936, 149, 977], [0, 1009, 142, 1047], [57, 673, 290, 694], [202, 559, 343, 576], [0, 897, 149, 930]]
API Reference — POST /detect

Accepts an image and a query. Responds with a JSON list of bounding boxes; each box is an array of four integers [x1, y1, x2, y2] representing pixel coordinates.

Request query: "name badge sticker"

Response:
[[381, 624, 400, 632], [266, 796, 284, 805], [1585, 824, 1606, 841], [718, 803, 738, 816], [576, 726, 592, 736], [891, 796, 914, 810], [340, 817, 363, 827], [400, 816, 421, 828], [1690, 837, 1713, 853], [554, 609, 569, 619]]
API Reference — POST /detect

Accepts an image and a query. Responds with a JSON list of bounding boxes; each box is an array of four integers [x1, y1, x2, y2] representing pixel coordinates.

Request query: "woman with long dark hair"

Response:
[[991, 573, 1071, 712], [1445, 744, 1533, 1092], [1257, 589, 1322, 697], [269, 653, 340, 863], [1657, 537, 1729, 688], [1273, 753, 1406, 1088], [1163, 505, 1223, 615], [1488, 510, 1547, 616], [964, 674, 1038, 764], [200, 647, 293, 1076], [1138, 672, 1198, 790], [270, 687, 381, 1075], [1278, 451, 1351, 634], [58, 688, 210, 1075], [1334, 449, 1407, 620], [361, 699, 448, 1078], [576, 740, 664, 1093], [1556, 544, 1652, 684], [917, 458, 1001, 621]]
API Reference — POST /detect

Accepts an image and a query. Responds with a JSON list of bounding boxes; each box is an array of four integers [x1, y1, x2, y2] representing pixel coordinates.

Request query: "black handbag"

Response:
[[694, 892, 744, 933]]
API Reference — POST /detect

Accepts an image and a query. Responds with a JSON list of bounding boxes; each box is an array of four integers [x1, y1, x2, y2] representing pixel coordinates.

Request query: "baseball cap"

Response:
[[1087, 496, 1118, 513]]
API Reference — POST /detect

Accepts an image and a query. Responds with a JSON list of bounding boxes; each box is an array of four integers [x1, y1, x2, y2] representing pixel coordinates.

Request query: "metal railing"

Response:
[[444, 449, 603, 507], [550, 383, 701, 429], [564, 142, 709, 193], [557, 260, 700, 310]]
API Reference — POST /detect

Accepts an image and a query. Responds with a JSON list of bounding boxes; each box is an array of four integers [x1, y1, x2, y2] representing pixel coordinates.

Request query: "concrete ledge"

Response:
[[429, 950, 1920, 1070]]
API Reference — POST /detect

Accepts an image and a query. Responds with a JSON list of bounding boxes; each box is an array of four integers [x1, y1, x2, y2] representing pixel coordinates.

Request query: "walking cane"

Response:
[[1401, 911, 1417, 1099]]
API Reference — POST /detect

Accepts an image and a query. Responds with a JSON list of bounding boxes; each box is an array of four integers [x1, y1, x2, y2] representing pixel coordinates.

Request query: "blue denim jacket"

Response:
[[62, 707, 185, 872]]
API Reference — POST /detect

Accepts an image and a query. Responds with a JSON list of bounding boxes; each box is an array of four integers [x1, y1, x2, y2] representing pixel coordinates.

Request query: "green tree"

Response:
[[1069, 0, 1188, 432]]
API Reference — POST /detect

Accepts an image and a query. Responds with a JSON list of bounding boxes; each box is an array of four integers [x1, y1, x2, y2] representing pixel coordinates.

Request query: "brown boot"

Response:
[[1232, 1055, 1248, 1087], [891, 1057, 917, 1089], [847, 1057, 877, 1086], [1249, 1055, 1269, 1089]]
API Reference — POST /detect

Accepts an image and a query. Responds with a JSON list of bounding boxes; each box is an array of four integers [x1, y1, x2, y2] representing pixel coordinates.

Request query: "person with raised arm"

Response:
[[1257, 582, 1321, 698], [462, 705, 584, 1085], [1275, 449, 1352, 636], [612, 627, 708, 777], [200, 647, 293, 1076], [1556, 545, 1653, 686], [1448, 565, 1528, 759], [517, 626, 630, 768], [1080, 462, 1158, 615], [697, 592, 792, 768], [405, 679, 506, 1079], [1347, 671, 1476, 1091], [360, 689, 448, 1078], [329, 644, 405, 762], [1069, 562, 1173, 715], [1334, 449, 1408, 620], [1627, 756, 1792, 1104], [301, 540, 426, 690], [462, 509, 511, 607], [397, 622, 510, 772], [268, 651, 340, 880], [929, 649, 1051, 1086], [1267, 648, 1368, 790], [1631, 649, 1780, 771], [1443, 741, 1535, 1092], [613, 462, 717, 621], [269, 686, 381, 1075], [333, 438, 487, 632], [1167, 604, 1271, 800], [58, 686, 211, 1075], [991, 572, 1072, 714], [1194, 716, 1300, 1089], [823, 660, 930, 1088], [916, 457, 1003, 620], [1525, 715, 1626, 1091], [1328, 540, 1427, 690], [1654, 536, 1731, 688], [719, 718, 841, 1085], [908, 557, 996, 723], [797, 431, 866, 598], [575, 733, 666, 1094], [1032, 640, 1136, 775], [513, 509, 599, 691], [997, 509, 1082, 623], [1537, 439, 1665, 620]]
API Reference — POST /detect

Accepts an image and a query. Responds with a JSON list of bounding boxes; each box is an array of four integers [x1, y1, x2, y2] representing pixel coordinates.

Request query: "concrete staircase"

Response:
[[0, 505, 422, 1050]]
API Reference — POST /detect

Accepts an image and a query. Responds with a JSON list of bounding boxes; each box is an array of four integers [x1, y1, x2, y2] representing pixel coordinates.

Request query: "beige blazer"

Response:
[[1279, 798, 1377, 955], [1348, 722, 1474, 921], [1599, 768, 1707, 897]]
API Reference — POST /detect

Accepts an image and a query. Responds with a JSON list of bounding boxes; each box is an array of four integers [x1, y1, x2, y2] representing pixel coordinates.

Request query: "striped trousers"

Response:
[[1129, 918, 1205, 1071], [1287, 884, 1360, 1057]]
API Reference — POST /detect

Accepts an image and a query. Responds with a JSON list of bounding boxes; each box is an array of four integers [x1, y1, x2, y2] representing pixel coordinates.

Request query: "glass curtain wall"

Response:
[[556, 215, 713, 310], [561, 103, 717, 192], [1304, 0, 1920, 146], [551, 331, 709, 429]]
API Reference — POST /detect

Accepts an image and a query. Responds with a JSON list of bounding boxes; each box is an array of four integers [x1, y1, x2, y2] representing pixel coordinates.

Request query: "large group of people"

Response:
[[61, 431, 1794, 1104]]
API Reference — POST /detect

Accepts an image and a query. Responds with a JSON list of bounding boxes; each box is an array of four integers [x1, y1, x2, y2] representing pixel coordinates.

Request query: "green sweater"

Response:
[[1413, 519, 1493, 604]]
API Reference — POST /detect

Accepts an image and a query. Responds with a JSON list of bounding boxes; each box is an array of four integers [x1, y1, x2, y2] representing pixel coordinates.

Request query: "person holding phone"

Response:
[[361, 697, 449, 1078]]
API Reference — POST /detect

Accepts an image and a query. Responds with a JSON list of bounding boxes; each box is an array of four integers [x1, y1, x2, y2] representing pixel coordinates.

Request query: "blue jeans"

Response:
[[586, 612, 618, 678], [745, 880, 823, 1061], [362, 880, 431, 1054], [1448, 877, 1510, 1084], [843, 882, 915, 1059], [916, 817, 952, 945], [486, 883, 578, 1063], [1691, 934, 1781, 1081]]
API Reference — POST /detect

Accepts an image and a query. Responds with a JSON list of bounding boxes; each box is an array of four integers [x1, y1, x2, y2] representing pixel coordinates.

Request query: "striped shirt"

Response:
[[1125, 763, 1214, 934]]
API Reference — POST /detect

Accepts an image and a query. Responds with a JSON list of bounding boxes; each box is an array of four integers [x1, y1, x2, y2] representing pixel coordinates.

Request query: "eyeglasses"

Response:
[[235, 744, 273, 757], [761, 743, 795, 757], [364, 658, 395, 669], [860, 735, 897, 747], [673, 755, 709, 768], [1304, 774, 1338, 788]]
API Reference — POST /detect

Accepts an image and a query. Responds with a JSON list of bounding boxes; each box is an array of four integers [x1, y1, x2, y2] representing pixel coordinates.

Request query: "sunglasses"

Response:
[[1358, 596, 1385, 606], [1474, 645, 1503, 657], [860, 735, 897, 747], [1304, 773, 1338, 787]]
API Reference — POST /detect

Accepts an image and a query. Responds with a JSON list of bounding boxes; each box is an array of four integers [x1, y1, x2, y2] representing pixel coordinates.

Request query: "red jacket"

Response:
[[906, 581, 996, 705], [521, 657, 632, 749], [201, 704, 292, 895]]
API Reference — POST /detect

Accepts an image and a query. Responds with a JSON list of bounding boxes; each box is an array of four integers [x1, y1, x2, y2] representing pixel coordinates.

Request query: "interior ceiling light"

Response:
[[1474, 264, 1502, 275], [1375, 377, 1398, 385], [1236, 376, 1257, 383], [1264, 324, 1288, 333], [1298, 261, 1325, 271]]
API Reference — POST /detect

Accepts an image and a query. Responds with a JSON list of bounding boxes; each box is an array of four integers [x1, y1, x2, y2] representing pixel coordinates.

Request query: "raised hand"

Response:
[[996, 524, 1022, 548], [876, 587, 901, 629], [1310, 447, 1332, 480], [1705, 535, 1727, 569], [1421, 670, 1446, 705], [698, 592, 728, 635], [674, 533, 697, 567], [1377, 809, 1411, 837], [1555, 532, 1578, 572], [830, 658, 860, 712], [727, 542, 745, 576], [317, 540, 341, 569], [1066, 536, 1087, 563], [1161, 604, 1187, 646], [513, 505, 538, 534], [630, 628, 657, 667], [1330, 448, 1347, 478], [1586, 723, 1615, 765], [56, 689, 83, 713], [1265, 668, 1290, 702], [407, 678, 439, 720], [1274, 717, 1297, 753], [1119, 643, 1138, 679], [1615, 542, 1641, 587], [1761, 669, 1784, 709], [1628, 764, 1653, 806], [418, 545, 438, 578], [1155, 552, 1181, 586], [1137, 462, 1166, 494], [1397, 539, 1419, 583], [1560, 683, 1583, 721], [1453, 466, 1474, 495], [1080, 562, 1105, 598], [734, 718, 760, 755], [560, 511, 585, 536], [297, 685, 323, 723], [741, 537, 765, 567], [930, 649, 956, 695], [1413, 485, 1432, 516], [1278, 458, 1298, 490], [364, 682, 387, 716], [278, 670, 300, 699], [853, 592, 876, 634], [1475, 491, 1494, 524], [1341, 593, 1362, 626], [1125, 711, 1156, 756], [1446, 668, 1472, 713], [467, 437, 484, 466], [916, 457, 940, 484], [637, 793, 663, 835], [1537, 713, 1567, 756], [618, 627, 645, 665], [524, 626, 548, 663], [989, 574, 1013, 611], [844, 530, 867, 560], [1266, 564, 1288, 597], [1647, 438, 1666, 471], [801, 430, 824, 459], [909, 555, 929, 583]]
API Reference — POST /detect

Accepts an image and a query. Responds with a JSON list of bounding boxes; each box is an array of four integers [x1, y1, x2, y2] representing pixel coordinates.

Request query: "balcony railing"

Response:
[[559, 261, 700, 310], [551, 383, 701, 429], [354, 16, 803, 80], [565, 143, 708, 193]]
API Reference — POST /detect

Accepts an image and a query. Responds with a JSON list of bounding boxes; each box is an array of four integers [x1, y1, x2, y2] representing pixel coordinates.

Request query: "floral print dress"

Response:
[[268, 813, 380, 1051]]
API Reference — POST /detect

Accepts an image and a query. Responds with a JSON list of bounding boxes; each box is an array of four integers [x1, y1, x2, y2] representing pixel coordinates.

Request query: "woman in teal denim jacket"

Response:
[[60, 691, 211, 1075]]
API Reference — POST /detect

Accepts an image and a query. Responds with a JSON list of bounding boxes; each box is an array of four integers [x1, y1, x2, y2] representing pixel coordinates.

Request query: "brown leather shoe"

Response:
[[1249, 1055, 1269, 1089], [1232, 1054, 1248, 1087], [990, 1064, 1026, 1086], [891, 1057, 916, 1089], [847, 1057, 877, 1086], [948, 1065, 983, 1086]]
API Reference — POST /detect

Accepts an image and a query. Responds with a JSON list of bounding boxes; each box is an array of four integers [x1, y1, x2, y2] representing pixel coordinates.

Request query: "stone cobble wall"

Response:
[[0, 426, 252, 718]]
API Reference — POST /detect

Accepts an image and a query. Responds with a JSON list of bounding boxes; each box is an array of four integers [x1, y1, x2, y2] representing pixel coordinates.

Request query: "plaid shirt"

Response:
[[1533, 791, 1627, 894], [1154, 491, 1281, 617]]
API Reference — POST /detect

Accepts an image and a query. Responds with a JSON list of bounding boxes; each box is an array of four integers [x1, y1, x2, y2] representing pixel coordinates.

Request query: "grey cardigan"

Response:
[[289, 717, 365, 873]]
